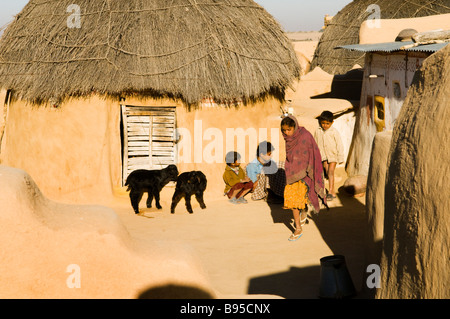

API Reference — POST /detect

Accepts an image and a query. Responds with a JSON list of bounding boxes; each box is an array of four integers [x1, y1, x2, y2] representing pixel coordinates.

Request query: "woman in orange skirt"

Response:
[[281, 115, 326, 241]]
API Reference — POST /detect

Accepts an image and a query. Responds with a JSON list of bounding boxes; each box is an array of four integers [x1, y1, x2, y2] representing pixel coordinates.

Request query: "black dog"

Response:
[[171, 171, 207, 214], [125, 165, 179, 214]]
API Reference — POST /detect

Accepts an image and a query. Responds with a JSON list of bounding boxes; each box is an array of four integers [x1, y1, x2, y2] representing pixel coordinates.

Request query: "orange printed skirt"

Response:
[[283, 179, 310, 210]]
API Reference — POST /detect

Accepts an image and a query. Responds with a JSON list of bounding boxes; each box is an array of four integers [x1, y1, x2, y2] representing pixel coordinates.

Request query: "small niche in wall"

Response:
[[374, 95, 385, 132], [393, 81, 402, 99]]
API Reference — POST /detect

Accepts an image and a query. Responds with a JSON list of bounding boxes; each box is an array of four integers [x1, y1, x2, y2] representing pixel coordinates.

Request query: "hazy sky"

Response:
[[255, 0, 353, 31], [0, 0, 353, 32]]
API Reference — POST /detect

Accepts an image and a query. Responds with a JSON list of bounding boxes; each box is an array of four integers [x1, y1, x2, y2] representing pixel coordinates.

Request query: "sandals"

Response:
[[326, 194, 336, 201], [288, 229, 303, 241], [290, 214, 309, 229], [300, 211, 308, 226], [300, 217, 308, 226], [229, 198, 240, 204], [237, 197, 248, 204], [289, 211, 308, 241]]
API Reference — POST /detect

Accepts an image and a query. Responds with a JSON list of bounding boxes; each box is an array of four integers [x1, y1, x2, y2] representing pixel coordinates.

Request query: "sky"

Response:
[[0, 0, 353, 32], [254, 0, 353, 31]]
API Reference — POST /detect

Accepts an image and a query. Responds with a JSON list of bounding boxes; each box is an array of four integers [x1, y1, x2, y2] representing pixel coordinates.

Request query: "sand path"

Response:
[[111, 167, 366, 298]]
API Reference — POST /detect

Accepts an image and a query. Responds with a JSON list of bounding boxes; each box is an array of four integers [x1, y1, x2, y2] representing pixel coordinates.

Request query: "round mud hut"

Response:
[[311, 0, 450, 75], [0, 0, 301, 204]]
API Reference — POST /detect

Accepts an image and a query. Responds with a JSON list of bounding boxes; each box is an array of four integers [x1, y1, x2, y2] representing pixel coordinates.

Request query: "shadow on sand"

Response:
[[248, 266, 322, 299], [311, 68, 363, 102], [249, 187, 367, 299]]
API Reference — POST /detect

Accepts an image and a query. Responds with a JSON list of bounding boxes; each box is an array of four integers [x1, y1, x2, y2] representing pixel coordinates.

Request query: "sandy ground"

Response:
[[286, 31, 323, 42], [108, 166, 366, 298]]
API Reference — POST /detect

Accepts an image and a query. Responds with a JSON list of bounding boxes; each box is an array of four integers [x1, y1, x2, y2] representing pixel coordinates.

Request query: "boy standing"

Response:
[[314, 111, 344, 201]]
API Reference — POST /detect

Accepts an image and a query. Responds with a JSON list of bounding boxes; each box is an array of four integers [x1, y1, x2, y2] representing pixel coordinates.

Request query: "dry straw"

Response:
[[311, 0, 450, 75], [0, 0, 301, 107]]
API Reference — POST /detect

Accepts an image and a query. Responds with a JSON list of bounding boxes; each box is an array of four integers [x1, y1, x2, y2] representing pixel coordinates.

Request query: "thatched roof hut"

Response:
[[0, 0, 301, 204], [0, 0, 300, 106], [311, 0, 450, 75]]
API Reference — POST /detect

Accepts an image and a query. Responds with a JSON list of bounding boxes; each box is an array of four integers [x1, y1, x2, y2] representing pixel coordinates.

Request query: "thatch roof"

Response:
[[311, 0, 450, 75], [0, 0, 301, 106]]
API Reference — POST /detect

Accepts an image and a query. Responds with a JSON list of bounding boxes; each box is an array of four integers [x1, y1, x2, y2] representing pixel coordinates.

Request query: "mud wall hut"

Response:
[[340, 39, 449, 177], [0, 0, 301, 204], [311, 0, 450, 75], [337, 19, 450, 178]]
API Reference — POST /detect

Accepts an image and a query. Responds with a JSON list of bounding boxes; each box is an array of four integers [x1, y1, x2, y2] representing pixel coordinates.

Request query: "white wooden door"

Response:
[[121, 105, 177, 185]]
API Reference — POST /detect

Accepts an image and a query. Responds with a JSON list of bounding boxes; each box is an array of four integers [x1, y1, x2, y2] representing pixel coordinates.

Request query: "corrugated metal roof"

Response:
[[406, 42, 449, 52], [337, 41, 449, 53]]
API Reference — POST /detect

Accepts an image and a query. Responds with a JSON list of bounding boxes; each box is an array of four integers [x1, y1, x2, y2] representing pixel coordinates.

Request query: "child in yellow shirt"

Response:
[[223, 151, 253, 204]]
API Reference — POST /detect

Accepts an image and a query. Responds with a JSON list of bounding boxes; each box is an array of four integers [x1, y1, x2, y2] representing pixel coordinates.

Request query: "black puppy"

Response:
[[171, 171, 207, 214], [125, 164, 179, 214]]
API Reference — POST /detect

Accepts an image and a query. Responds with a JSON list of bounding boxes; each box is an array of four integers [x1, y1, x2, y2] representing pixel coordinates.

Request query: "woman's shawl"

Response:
[[282, 115, 326, 212]]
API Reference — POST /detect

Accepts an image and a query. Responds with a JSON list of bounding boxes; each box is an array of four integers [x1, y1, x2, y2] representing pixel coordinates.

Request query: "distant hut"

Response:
[[0, 0, 301, 202], [311, 0, 450, 75]]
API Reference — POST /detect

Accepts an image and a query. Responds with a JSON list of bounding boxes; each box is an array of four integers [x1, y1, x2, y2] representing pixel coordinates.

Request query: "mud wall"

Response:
[[378, 46, 450, 299], [0, 95, 285, 204]]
